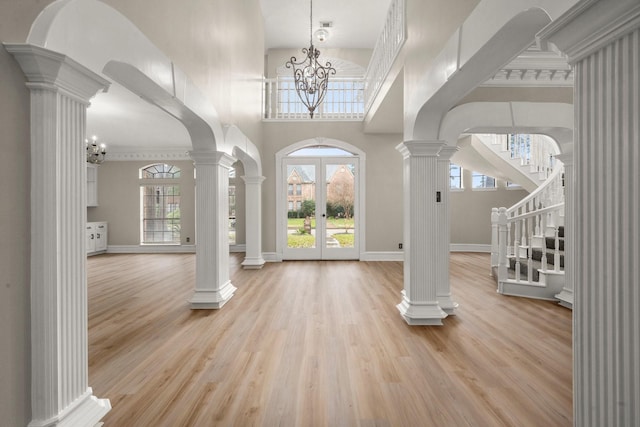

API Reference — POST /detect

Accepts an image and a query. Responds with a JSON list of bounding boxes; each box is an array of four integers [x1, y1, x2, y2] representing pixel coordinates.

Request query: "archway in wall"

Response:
[[19, 1, 263, 424], [276, 138, 366, 261], [440, 101, 573, 192]]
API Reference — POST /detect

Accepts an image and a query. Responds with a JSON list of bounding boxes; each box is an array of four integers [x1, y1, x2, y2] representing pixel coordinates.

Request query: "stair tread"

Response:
[[508, 255, 564, 282]]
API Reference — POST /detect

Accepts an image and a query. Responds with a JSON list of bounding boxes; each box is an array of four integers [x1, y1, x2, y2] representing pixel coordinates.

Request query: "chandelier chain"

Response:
[[309, 0, 313, 46]]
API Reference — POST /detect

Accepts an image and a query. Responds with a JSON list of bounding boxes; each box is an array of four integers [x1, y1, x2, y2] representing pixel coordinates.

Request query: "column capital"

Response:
[[189, 150, 236, 168], [555, 152, 574, 167], [241, 175, 266, 185], [396, 140, 445, 158], [437, 146, 459, 161], [4, 43, 110, 102], [538, 0, 640, 64]]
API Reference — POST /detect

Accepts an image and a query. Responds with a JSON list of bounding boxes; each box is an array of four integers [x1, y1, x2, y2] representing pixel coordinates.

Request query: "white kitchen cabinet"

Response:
[[95, 222, 108, 252], [86, 222, 108, 255], [87, 163, 98, 207]]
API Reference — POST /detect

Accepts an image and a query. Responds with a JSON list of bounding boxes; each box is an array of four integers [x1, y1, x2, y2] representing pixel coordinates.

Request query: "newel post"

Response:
[[497, 207, 508, 284], [491, 207, 499, 271]]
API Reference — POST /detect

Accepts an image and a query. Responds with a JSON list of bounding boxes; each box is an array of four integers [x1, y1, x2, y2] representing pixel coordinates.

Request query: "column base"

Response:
[[29, 389, 110, 427], [437, 294, 459, 315], [397, 293, 447, 326], [555, 288, 574, 309], [241, 257, 266, 269], [189, 281, 237, 309]]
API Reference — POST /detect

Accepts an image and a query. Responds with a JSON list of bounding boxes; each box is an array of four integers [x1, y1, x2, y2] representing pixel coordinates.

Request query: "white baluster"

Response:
[[507, 220, 512, 257], [491, 208, 499, 269], [541, 212, 548, 271], [554, 226, 561, 272], [498, 207, 508, 283], [514, 219, 521, 282], [527, 230, 533, 282]]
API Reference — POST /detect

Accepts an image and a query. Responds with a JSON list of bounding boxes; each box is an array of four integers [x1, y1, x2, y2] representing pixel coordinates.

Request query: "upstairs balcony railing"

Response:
[[363, 0, 406, 113], [264, 77, 365, 120], [263, 0, 406, 121]]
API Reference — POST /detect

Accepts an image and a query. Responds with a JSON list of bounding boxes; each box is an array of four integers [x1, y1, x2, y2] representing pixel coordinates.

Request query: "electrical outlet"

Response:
[[399, 243, 403, 249], [186, 237, 190, 243]]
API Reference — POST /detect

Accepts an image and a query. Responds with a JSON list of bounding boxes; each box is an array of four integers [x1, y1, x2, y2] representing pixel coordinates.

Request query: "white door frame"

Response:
[[276, 138, 366, 261]]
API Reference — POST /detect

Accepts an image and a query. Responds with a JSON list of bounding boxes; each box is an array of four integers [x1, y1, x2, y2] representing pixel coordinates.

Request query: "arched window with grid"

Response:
[[140, 163, 181, 244]]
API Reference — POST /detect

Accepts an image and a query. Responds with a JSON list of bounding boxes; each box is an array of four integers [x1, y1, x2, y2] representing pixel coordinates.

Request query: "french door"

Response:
[[282, 156, 359, 260]]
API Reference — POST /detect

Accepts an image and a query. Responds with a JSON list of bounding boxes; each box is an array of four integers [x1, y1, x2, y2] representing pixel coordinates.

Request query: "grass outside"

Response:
[[332, 233, 354, 247], [287, 217, 353, 229], [287, 233, 315, 248], [287, 218, 316, 228]]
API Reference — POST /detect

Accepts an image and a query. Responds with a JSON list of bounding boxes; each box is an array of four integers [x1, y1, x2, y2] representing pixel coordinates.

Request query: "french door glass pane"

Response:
[[286, 164, 316, 249], [325, 163, 355, 249]]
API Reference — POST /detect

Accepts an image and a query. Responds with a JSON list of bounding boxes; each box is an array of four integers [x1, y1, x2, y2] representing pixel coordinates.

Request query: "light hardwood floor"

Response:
[[88, 252, 572, 427]]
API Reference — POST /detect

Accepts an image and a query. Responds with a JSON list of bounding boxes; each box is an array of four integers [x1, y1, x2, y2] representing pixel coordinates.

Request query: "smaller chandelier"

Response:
[[86, 136, 107, 164], [285, 0, 336, 119]]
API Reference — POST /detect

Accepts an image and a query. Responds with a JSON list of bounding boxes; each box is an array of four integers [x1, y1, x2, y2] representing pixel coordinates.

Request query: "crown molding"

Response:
[[106, 148, 190, 161], [539, 0, 640, 64]]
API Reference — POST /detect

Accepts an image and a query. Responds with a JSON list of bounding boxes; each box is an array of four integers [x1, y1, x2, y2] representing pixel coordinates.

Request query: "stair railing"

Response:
[[491, 162, 565, 284], [476, 133, 560, 181]]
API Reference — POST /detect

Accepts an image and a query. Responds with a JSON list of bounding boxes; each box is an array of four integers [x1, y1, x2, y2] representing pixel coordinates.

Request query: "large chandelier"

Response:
[[285, 0, 336, 119], [86, 136, 107, 164]]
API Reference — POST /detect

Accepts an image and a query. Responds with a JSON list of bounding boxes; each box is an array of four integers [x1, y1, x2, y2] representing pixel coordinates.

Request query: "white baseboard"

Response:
[[450, 244, 491, 253], [114, 247, 488, 260], [107, 245, 196, 254], [262, 252, 282, 262], [360, 251, 404, 261], [230, 244, 246, 253]]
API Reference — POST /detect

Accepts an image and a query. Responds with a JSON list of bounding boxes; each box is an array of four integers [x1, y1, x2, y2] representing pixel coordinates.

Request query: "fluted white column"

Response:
[[396, 141, 447, 325], [241, 175, 266, 269], [541, 2, 640, 425], [554, 152, 574, 309], [436, 146, 459, 314], [190, 151, 237, 308], [4, 44, 111, 427]]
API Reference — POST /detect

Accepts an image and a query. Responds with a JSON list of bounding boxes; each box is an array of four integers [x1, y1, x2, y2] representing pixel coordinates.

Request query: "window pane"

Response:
[[471, 172, 496, 189], [141, 163, 181, 179], [140, 185, 181, 243], [450, 163, 462, 189]]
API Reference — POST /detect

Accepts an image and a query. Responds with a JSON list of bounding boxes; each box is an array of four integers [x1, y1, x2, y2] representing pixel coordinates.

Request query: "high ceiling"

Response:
[[87, 1, 571, 156], [260, 0, 392, 49], [88, 0, 394, 155]]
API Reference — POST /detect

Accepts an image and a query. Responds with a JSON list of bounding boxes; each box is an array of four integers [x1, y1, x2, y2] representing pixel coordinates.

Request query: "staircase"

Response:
[[474, 133, 558, 192], [491, 146, 567, 303], [510, 227, 564, 282]]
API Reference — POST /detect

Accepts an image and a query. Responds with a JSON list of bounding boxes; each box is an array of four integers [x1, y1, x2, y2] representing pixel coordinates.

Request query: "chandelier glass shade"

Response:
[[285, 0, 336, 119], [86, 136, 107, 164]]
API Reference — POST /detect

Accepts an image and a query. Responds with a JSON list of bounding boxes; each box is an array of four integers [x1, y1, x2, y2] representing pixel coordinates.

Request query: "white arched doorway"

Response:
[[276, 138, 366, 260]]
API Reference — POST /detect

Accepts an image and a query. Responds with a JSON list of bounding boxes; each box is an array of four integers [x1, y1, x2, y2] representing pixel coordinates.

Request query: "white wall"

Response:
[[0, 1, 58, 422], [451, 169, 529, 245], [103, 0, 266, 148], [88, 161, 196, 246], [262, 121, 405, 253]]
